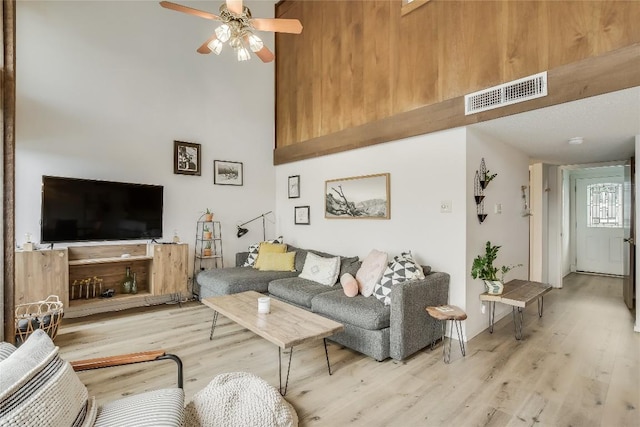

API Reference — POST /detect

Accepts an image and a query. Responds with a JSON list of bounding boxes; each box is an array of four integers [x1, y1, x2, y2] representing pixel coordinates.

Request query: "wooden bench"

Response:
[[479, 279, 552, 340]]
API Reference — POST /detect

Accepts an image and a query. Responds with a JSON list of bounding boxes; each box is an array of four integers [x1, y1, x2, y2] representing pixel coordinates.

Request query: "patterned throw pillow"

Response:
[[299, 252, 341, 286], [242, 237, 283, 267], [373, 252, 426, 306]]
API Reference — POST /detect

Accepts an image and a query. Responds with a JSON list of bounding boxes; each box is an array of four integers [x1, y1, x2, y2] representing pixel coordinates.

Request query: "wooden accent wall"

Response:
[[274, 0, 640, 163]]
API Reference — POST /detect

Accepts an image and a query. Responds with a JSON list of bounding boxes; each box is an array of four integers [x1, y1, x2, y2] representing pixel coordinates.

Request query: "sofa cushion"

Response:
[[253, 243, 287, 270], [242, 237, 283, 267], [298, 252, 340, 286], [255, 252, 296, 272], [356, 249, 388, 297], [0, 329, 97, 427], [94, 388, 184, 427], [373, 252, 426, 306], [268, 277, 340, 309], [340, 273, 358, 297], [311, 290, 391, 330], [287, 245, 359, 276], [197, 267, 298, 297]]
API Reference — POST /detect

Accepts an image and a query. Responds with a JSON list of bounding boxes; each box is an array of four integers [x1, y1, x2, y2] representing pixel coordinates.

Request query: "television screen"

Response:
[[41, 176, 163, 243]]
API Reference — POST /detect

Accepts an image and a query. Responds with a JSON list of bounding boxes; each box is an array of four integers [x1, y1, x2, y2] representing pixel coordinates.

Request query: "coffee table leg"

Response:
[[323, 339, 334, 375], [512, 307, 524, 340], [538, 297, 544, 318], [209, 311, 218, 340], [279, 347, 294, 396], [489, 302, 496, 333]]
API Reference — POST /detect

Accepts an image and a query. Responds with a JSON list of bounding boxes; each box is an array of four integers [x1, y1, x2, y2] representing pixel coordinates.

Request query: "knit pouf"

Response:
[[184, 372, 298, 427]]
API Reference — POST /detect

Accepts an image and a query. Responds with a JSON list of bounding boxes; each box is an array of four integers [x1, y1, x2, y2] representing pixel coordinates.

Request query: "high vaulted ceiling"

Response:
[[469, 86, 640, 165]]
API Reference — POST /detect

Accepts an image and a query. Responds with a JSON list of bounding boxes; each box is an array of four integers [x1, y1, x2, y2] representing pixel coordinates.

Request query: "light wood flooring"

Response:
[[56, 273, 639, 426]]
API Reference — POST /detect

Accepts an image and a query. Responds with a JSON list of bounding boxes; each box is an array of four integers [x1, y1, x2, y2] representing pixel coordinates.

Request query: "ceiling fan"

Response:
[[159, 0, 303, 63]]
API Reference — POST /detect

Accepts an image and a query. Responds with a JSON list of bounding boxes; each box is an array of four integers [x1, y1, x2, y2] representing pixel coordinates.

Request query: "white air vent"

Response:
[[465, 71, 547, 115]]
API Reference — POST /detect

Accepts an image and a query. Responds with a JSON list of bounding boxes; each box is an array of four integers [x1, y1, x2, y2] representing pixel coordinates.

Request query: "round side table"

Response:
[[426, 305, 467, 363]]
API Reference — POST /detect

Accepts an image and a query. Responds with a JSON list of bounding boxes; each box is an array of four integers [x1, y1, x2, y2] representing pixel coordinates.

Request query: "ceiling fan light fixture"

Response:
[[215, 24, 231, 42], [237, 46, 251, 61], [208, 38, 224, 55], [247, 34, 263, 52]]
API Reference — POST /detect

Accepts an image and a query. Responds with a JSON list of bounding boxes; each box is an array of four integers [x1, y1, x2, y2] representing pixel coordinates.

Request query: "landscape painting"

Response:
[[325, 173, 390, 219], [213, 160, 243, 186]]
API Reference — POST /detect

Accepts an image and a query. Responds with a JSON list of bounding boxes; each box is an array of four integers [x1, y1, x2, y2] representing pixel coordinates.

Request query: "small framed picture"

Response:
[[214, 160, 243, 186], [174, 141, 201, 176], [288, 175, 300, 198], [294, 206, 310, 225]]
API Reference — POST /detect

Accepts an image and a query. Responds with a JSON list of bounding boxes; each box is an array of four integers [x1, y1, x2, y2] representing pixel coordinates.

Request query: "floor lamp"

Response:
[[237, 211, 273, 240]]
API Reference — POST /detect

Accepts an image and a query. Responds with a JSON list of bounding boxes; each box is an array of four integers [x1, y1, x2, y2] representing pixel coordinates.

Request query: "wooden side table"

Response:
[[426, 305, 467, 363]]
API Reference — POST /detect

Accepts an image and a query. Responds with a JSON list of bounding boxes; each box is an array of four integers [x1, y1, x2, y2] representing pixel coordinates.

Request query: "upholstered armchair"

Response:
[[0, 329, 184, 427]]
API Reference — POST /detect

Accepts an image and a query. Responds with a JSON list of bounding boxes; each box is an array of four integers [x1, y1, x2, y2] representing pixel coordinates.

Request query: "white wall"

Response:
[[465, 129, 531, 339], [274, 128, 469, 314], [636, 136, 640, 333], [16, 1, 277, 276]]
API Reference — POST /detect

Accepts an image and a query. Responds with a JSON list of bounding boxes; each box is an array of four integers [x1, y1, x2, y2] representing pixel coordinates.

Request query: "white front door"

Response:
[[576, 176, 624, 275]]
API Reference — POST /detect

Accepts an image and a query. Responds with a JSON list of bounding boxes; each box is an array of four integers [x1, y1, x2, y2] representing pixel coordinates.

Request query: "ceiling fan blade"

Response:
[[226, 0, 243, 15], [251, 18, 303, 34], [254, 46, 275, 63], [197, 35, 217, 54], [159, 1, 219, 21]]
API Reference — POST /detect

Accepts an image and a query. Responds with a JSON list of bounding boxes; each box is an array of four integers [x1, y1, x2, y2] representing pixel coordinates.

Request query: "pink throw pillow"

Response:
[[340, 273, 358, 297], [356, 249, 388, 297]]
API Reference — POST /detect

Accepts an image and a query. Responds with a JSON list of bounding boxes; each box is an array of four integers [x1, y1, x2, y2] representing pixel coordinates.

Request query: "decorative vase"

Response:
[[484, 280, 504, 295], [122, 266, 133, 294], [131, 272, 138, 294]]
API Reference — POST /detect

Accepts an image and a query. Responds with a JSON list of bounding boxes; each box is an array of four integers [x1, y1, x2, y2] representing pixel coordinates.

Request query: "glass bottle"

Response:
[[122, 266, 133, 294], [131, 272, 138, 294]]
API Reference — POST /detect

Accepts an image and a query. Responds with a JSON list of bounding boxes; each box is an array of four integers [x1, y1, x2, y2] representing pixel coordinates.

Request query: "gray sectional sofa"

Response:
[[196, 246, 450, 361]]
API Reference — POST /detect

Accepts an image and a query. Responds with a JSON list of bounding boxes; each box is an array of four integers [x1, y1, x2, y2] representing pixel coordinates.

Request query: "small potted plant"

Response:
[[204, 208, 213, 222], [480, 170, 498, 189], [471, 241, 522, 295], [203, 225, 212, 240], [203, 241, 212, 257]]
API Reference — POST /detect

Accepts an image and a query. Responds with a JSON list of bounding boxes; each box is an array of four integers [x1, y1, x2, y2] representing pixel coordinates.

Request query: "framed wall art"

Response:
[[174, 140, 201, 176], [294, 206, 310, 225], [325, 173, 390, 219], [213, 160, 243, 186], [288, 175, 300, 198]]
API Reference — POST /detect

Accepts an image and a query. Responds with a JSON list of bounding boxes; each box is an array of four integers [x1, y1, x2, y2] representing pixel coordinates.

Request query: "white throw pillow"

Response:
[[299, 252, 341, 286], [356, 249, 388, 297]]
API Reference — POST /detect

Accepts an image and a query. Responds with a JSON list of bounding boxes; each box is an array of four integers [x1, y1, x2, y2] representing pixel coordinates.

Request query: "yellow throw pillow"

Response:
[[256, 252, 296, 272], [254, 243, 287, 269]]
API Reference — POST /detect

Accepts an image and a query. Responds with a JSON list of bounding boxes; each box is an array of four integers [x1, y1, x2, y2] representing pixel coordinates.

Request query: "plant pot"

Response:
[[203, 249, 212, 257], [204, 213, 213, 222], [484, 280, 504, 295], [203, 231, 212, 240]]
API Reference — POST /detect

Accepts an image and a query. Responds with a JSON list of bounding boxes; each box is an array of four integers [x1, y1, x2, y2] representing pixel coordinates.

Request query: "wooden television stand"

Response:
[[15, 242, 188, 318]]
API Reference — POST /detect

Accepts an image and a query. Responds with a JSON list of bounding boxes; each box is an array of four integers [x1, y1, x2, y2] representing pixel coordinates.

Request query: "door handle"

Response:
[[624, 237, 635, 244]]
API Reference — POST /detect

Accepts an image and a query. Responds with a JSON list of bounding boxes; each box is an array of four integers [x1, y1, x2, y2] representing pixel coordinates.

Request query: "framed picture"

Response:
[[288, 175, 300, 198], [325, 173, 390, 219], [294, 206, 310, 225], [213, 160, 243, 186], [174, 141, 201, 176]]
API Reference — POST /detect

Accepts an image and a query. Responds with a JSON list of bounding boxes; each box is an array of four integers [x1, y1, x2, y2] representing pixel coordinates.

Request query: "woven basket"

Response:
[[15, 295, 64, 344]]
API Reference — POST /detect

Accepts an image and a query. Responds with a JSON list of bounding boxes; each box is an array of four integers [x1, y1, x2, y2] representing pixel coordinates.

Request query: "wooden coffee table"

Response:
[[201, 291, 344, 395], [479, 279, 552, 340]]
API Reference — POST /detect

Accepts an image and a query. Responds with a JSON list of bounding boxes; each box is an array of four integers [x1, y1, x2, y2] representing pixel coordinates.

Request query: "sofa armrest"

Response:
[[71, 350, 184, 388], [389, 272, 450, 360], [236, 252, 249, 267]]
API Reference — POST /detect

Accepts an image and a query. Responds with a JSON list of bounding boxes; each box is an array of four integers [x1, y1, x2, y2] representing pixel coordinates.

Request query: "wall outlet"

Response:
[[481, 303, 486, 314], [440, 200, 452, 213], [494, 203, 502, 214]]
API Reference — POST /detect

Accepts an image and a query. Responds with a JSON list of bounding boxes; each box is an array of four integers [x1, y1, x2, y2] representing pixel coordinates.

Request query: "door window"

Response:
[[587, 183, 622, 228]]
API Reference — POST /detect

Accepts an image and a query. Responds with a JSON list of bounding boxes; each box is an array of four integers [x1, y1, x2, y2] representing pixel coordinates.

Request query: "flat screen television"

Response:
[[41, 176, 163, 243]]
